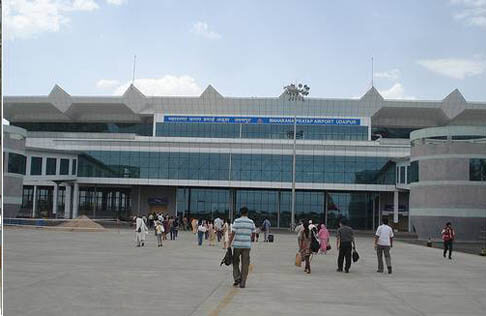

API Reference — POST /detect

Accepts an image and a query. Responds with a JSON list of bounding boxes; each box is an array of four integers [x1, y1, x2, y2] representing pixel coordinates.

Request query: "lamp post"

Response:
[[283, 83, 310, 230]]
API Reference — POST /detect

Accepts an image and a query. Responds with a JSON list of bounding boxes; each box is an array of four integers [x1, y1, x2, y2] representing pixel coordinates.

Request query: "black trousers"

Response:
[[338, 242, 352, 271], [443, 240, 453, 258]]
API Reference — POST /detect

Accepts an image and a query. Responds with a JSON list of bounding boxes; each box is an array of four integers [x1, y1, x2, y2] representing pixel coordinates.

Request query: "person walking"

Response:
[[318, 223, 330, 254], [155, 220, 164, 247], [214, 217, 224, 242], [441, 222, 455, 259], [173, 217, 179, 239], [298, 222, 313, 274], [375, 218, 394, 274], [223, 218, 231, 249], [209, 221, 216, 246], [336, 218, 355, 273], [229, 207, 256, 288], [191, 218, 198, 234], [262, 218, 271, 242], [148, 213, 154, 230], [135, 216, 148, 247], [169, 216, 175, 240], [162, 216, 169, 240], [197, 220, 207, 246]]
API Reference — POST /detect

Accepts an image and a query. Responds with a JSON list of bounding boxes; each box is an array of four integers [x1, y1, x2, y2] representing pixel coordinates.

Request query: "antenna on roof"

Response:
[[132, 55, 137, 84], [371, 57, 374, 88]]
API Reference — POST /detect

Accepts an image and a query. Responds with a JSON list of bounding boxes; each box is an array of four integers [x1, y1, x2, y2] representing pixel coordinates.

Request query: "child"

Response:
[[155, 220, 164, 247]]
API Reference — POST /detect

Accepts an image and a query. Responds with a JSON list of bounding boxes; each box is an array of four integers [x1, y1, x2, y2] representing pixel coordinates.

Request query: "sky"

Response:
[[3, 0, 486, 101]]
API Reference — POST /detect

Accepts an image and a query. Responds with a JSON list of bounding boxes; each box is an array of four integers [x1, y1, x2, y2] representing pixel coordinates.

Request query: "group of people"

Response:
[[134, 213, 180, 247], [295, 217, 394, 275], [135, 209, 457, 290]]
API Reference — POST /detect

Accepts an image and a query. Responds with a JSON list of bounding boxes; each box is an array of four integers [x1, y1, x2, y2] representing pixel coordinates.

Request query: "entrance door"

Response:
[[150, 205, 168, 215]]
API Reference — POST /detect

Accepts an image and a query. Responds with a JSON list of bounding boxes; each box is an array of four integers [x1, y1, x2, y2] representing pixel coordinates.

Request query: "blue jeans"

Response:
[[198, 231, 204, 246]]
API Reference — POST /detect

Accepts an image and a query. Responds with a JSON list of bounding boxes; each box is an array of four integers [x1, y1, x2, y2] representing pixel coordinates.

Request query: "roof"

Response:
[[4, 85, 486, 128]]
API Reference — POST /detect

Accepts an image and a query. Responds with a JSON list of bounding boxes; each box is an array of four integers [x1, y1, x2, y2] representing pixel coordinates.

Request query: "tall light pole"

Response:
[[283, 83, 310, 230]]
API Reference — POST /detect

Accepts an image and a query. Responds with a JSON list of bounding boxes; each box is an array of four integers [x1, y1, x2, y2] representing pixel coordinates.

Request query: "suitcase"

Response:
[[268, 234, 274, 243]]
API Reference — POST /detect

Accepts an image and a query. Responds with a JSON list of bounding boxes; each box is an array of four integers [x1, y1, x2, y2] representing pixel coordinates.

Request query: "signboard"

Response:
[[162, 115, 362, 126], [148, 198, 168, 206]]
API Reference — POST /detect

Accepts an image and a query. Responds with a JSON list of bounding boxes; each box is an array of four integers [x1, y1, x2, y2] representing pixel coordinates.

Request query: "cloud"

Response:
[[450, 0, 486, 28], [374, 69, 401, 81], [379, 83, 415, 100], [105, 0, 126, 5], [96, 79, 121, 89], [190, 21, 222, 40], [113, 75, 203, 96], [4, 0, 127, 40], [417, 57, 486, 79]]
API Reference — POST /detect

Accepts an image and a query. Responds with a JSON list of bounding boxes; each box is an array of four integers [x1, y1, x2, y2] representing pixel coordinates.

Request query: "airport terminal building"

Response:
[[3, 85, 486, 240]]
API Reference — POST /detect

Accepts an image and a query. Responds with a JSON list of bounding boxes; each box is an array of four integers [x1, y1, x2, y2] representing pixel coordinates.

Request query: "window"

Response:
[[72, 159, 77, 175], [46, 158, 57, 175], [8, 152, 27, 175], [400, 166, 406, 184], [409, 161, 419, 183], [30, 156, 43, 175], [60, 159, 70, 175], [470, 159, 486, 181]]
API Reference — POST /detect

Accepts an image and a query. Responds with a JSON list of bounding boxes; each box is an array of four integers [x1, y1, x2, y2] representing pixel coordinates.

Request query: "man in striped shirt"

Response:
[[229, 207, 256, 288]]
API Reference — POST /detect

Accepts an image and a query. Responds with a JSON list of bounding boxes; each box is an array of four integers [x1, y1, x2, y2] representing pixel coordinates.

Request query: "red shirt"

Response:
[[441, 227, 455, 241]]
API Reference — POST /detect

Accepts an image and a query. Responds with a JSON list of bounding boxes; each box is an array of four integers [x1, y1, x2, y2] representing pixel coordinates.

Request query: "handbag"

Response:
[[352, 248, 360, 262], [295, 252, 302, 267], [326, 244, 331, 251], [137, 227, 141, 233]]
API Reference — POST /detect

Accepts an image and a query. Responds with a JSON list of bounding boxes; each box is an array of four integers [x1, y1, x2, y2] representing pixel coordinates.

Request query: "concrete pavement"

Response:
[[4, 228, 486, 316]]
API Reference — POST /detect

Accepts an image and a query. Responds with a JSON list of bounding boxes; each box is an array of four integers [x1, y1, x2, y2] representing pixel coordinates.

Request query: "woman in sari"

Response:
[[318, 223, 330, 254], [299, 222, 312, 274]]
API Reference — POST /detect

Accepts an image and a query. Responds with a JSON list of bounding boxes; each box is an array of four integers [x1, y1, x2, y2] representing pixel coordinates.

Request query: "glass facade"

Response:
[[236, 190, 278, 227], [156, 122, 368, 140], [46, 158, 57, 175], [326, 192, 374, 230], [31, 156, 43, 175], [175, 187, 375, 229], [176, 188, 230, 220], [7, 152, 27, 175], [470, 159, 486, 181], [13, 122, 153, 136], [79, 187, 131, 219], [60, 159, 70, 175], [78, 151, 395, 185]]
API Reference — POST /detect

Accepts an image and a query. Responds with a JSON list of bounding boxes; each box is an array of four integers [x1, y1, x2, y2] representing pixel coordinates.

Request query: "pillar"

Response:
[[53, 183, 59, 218], [393, 190, 399, 230], [72, 183, 79, 218], [32, 185, 37, 218], [64, 184, 72, 219]]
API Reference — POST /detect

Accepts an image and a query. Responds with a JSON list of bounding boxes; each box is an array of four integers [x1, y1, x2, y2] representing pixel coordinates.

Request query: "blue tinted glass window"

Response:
[[8, 153, 27, 175], [30, 156, 43, 175], [60, 159, 70, 175]]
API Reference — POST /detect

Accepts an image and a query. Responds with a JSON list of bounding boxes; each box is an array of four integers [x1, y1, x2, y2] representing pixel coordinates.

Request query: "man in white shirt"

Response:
[[214, 217, 224, 242], [374, 218, 394, 274]]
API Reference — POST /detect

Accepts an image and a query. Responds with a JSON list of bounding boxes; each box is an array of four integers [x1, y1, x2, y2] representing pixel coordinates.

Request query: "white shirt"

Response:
[[375, 224, 394, 246], [214, 218, 223, 230]]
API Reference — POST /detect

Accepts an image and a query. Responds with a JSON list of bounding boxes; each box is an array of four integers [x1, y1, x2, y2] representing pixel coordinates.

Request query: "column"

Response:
[[64, 184, 72, 219], [32, 185, 37, 218], [72, 183, 79, 218], [393, 190, 399, 230], [53, 183, 59, 218]]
